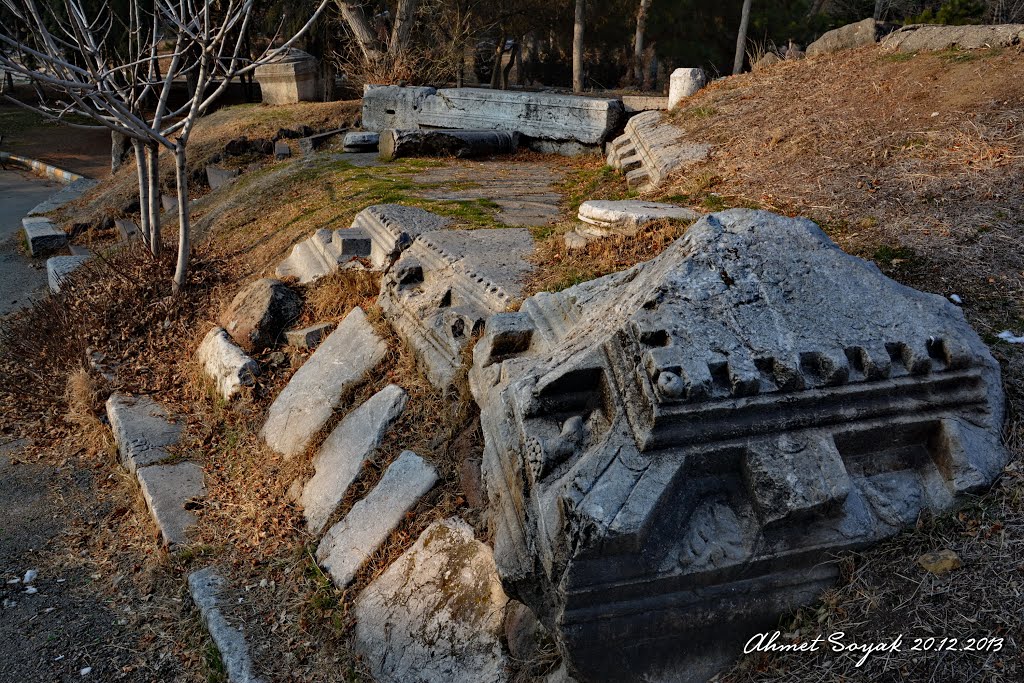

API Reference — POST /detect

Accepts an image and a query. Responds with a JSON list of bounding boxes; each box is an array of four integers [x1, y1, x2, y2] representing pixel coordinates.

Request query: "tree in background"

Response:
[[733, 0, 753, 73]]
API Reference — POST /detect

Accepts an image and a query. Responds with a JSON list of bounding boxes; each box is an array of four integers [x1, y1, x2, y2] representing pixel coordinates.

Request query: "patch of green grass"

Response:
[[679, 105, 717, 120], [202, 636, 228, 683], [702, 194, 727, 212], [560, 163, 626, 211], [422, 198, 501, 227]]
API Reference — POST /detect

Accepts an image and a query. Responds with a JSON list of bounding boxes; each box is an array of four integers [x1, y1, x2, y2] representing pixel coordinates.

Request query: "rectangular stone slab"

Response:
[[106, 393, 183, 474], [261, 306, 387, 458], [300, 384, 408, 534], [22, 216, 68, 257], [136, 462, 205, 549], [188, 567, 266, 683], [317, 450, 438, 587], [46, 255, 89, 293]]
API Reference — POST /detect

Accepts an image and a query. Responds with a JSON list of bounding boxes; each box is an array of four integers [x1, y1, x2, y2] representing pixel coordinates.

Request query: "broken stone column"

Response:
[[605, 111, 710, 191], [254, 48, 319, 105], [379, 129, 519, 161], [195, 327, 259, 400], [470, 209, 1009, 682], [378, 225, 535, 389], [668, 67, 708, 109]]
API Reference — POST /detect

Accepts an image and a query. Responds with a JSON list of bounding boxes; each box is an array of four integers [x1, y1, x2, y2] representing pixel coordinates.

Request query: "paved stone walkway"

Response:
[[0, 170, 54, 315]]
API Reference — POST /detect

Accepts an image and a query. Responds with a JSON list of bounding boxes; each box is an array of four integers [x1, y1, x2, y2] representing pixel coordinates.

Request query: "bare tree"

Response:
[[572, 0, 584, 92], [632, 0, 652, 86], [1, 0, 330, 292], [732, 0, 752, 75]]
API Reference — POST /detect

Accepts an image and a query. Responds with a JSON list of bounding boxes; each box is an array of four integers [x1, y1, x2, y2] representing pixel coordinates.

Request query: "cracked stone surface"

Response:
[[261, 307, 387, 458], [470, 209, 1009, 682], [106, 394, 183, 474], [316, 450, 437, 587], [353, 518, 510, 683], [351, 204, 452, 269], [136, 462, 205, 549]]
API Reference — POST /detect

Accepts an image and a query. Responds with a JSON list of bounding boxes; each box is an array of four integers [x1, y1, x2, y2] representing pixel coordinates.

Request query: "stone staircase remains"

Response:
[[275, 226, 372, 284], [605, 111, 710, 191], [107, 394, 205, 549]]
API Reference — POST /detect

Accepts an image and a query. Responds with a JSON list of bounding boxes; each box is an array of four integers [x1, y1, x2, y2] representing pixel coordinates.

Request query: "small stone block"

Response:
[[106, 394, 183, 474], [114, 218, 139, 242], [343, 131, 379, 152], [188, 567, 266, 683], [46, 255, 89, 293], [285, 322, 335, 350], [274, 141, 292, 159], [206, 165, 239, 190], [22, 216, 68, 257], [136, 462, 206, 549], [195, 327, 260, 400]]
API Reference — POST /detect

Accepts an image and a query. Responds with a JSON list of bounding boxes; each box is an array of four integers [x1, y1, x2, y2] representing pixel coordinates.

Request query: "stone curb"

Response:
[[0, 150, 88, 184]]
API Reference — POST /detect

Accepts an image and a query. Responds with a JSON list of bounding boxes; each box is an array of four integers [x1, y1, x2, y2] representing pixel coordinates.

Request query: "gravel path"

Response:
[[0, 170, 54, 315]]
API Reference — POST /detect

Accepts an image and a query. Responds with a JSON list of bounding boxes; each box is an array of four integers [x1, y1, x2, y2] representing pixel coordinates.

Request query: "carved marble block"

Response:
[[470, 209, 1008, 682]]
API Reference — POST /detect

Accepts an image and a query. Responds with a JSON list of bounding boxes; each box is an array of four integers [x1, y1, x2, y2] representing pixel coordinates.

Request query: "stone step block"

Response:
[[136, 462, 205, 549], [106, 393, 183, 474], [196, 327, 259, 400], [353, 517, 509, 683], [275, 238, 334, 284], [343, 131, 379, 152], [312, 228, 371, 265], [351, 204, 452, 270], [285, 322, 335, 350], [625, 167, 652, 191], [114, 218, 140, 243], [261, 306, 387, 458], [188, 567, 266, 683], [577, 200, 701, 237], [46, 255, 90, 293], [22, 216, 68, 257], [617, 153, 643, 173], [300, 384, 408, 534], [206, 165, 240, 190], [298, 128, 347, 156], [317, 450, 438, 587]]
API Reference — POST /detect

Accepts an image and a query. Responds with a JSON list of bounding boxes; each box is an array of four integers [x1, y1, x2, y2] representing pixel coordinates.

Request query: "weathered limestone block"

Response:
[[161, 194, 178, 213], [362, 85, 623, 152], [379, 129, 519, 162], [114, 218, 139, 243], [806, 18, 885, 56], [22, 216, 67, 257], [220, 278, 302, 352], [379, 226, 535, 389], [254, 49, 319, 105], [316, 450, 438, 586], [343, 131, 380, 152], [300, 384, 409, 534], [577, 200, 700, 237], [298, 129, 347, 155], [351, 204, 452, 270], [606, 111, 710, 192], [881, 23, 1024, 52], [136, 462, 206, 549], [275, 227, 372, 283], [188, 567, 266, 683], [106, 393, 183, 474], [470, 209, 1009, 682], [206, 166, 239, 190], [620, 95, 668, 113], [261, 307, 387, 458], [46, 255, 90, 293], [285, 322, 334, 350], [353, 518, 510, 683], [196, 327, 259, 400], [668, 68, 708, 109]]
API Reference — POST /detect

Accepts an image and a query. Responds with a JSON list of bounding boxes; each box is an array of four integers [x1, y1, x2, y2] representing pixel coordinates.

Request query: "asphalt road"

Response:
[[0, 169, 55, 316]]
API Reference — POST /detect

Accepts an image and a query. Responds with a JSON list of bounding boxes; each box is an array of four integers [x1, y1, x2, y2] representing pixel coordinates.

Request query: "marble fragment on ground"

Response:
[[188, 567, 266, 683], [276, 227, 372, 284], [470, 208, 1009, 681], [351, 204, 452, 269], [21, 216, 67, 257], [316, 450, 437, 587], [362, 85, 622, 154], [606, 111, 710, 191], [353, 518, 510, 683], [285, 322, 334, 350], [136, 462, 206, 548], [577, 200, 700, 237], [379, 224, 535, 388], [220, 278, 302, 352], [300, 384, 408, 534], [46, 255, 90, 293], [106, 393, 183, 474], [196, 327, 259, 400], [261, 306, 386, 458]]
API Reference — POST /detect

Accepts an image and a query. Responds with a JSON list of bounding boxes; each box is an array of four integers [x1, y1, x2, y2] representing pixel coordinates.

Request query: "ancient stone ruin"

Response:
[[470, 209, 1009, 681], [605, 111, 710, 191], [253, 48, 320, 105]]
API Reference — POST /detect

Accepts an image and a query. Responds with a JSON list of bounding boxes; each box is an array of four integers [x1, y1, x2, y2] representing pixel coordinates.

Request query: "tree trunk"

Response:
[[390, 0, 422, 56], [732, 0, 753, 75], [339, 1, 385, 64], [633, 0, 653, 85], [805, 0, 826, 17], [572, 0, 586, 92], [502, 41, 520, 90], [172, 146, 189, 293], [146, 142, 161, 256], [490, 37, 505, 89], [132, 140, 151, 250], [873, 0, 885, 20]]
